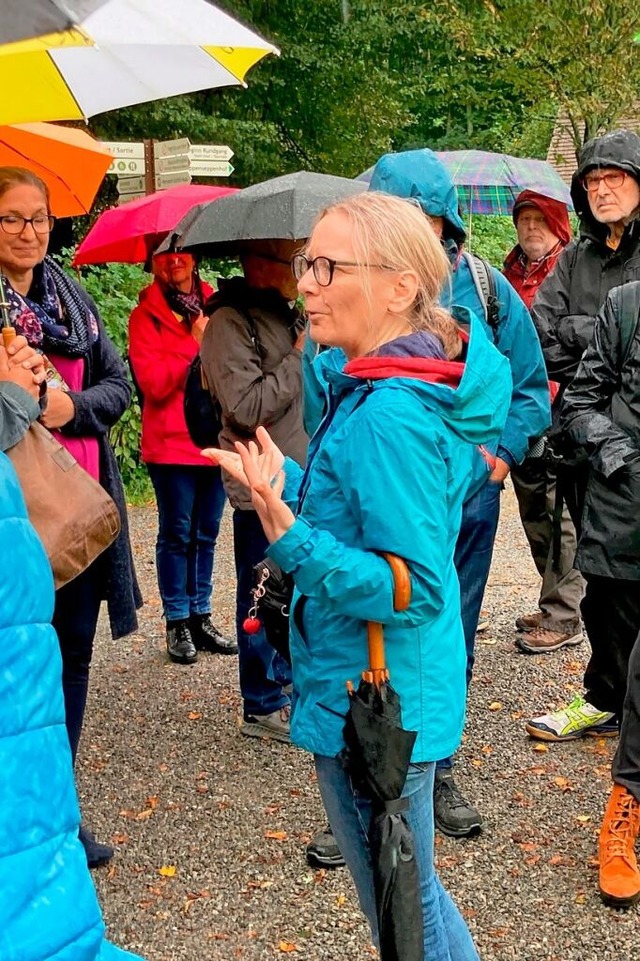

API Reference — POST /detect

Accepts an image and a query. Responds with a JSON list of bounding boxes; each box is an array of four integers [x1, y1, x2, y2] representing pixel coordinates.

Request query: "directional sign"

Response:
[[101, 141, 145, 160], [155, 154, 191, 174], [155, 170, 192, 189], [118, 192, 146, 205], [117, 175, 146, 195], [189, 144, 234, 162], [107, 157, 145, 176], [190, 160, 234, 178], [155, 137, 191, 159]]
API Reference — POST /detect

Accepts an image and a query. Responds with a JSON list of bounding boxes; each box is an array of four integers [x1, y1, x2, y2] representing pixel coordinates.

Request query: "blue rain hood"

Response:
[[369, 149, 467, 246]]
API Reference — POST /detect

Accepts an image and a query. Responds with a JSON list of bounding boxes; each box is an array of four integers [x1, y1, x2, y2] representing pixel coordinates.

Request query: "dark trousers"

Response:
[[232, 508, 291, 718], [612, 628, 640, 803], [511, 459, 583, 632], [581, 574, 640, 719], [53, 558, 105, 763]]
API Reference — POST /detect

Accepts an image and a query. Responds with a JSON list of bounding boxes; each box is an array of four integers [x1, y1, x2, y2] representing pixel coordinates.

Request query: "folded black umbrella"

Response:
[[344, 677, 422, 961], [343, 557, 424, 961]]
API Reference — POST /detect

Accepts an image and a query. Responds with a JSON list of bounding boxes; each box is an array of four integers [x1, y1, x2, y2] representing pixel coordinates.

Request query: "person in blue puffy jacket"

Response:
[[204, 193, 510, 959], [0, 373, 141, 960], [304, 150, 550, 842]]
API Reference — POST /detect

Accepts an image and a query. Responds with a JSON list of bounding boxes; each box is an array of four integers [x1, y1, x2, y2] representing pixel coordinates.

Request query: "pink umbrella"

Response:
[[73, 184, 238, 265]]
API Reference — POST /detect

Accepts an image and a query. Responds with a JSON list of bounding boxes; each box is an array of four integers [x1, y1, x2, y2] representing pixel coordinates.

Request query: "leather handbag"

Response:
[[6, 421, 121, 590]]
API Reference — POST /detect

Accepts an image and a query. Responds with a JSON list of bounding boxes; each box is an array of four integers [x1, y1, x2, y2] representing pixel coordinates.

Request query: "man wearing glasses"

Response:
[[527, 130, 640, 742]]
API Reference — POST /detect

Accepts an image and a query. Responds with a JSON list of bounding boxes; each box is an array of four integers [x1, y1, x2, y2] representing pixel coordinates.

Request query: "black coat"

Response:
[[560, 282, 640, 579], [532, 130, 640, 389], [62, 290, 142, 638]]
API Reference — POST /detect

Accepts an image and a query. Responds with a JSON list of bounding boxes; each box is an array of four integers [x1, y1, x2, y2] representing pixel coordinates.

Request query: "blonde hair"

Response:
[[314, 192, 460, 357]]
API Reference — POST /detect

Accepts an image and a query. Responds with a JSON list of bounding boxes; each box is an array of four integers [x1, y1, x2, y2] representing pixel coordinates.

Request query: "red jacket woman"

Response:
[[128, 252, 236, 664]]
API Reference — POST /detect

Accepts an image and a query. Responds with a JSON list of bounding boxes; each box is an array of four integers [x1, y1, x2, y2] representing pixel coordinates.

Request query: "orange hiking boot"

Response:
[[599, 784, 640, 908]]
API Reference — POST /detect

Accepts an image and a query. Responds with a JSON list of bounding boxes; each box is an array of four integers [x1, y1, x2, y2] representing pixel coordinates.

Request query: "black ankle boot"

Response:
[[79, 824, 114, 869], [189, 614, 238, 655], [166, 619, 197, 664]]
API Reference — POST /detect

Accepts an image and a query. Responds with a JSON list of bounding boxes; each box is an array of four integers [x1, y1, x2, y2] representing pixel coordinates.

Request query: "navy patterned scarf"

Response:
[[3, 256, 98, 356]]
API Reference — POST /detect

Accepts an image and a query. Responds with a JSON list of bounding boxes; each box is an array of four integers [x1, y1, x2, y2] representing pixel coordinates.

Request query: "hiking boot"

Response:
[[166, 619, 197, 664], [515, 611, 543, 632], [306, 825, 346, 869], [79, 824, 114, 869], [516, 627, 584, 654], [525, 695, 617, 742], [599, 784, 640, 908], [241, 705, 291, 743], [433, 770, 483, 838], [190, 614, 238, 655]]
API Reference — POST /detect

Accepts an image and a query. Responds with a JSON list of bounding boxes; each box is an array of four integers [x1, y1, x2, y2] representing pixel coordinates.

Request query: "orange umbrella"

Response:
[[0, 122, 112, 216]]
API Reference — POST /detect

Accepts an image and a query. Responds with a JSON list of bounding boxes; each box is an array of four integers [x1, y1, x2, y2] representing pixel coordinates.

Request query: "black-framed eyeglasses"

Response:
[[0, 214, 56, 235], [291, 253, 395, 287], [581, 170, 627, 194]]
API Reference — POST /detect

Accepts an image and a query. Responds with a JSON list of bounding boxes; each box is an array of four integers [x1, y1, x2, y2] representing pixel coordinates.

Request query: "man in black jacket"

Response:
[[535, 283, 640, 907], [522, 131, 640, 677]]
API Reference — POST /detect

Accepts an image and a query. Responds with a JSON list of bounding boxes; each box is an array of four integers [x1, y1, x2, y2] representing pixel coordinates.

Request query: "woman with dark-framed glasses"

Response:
[[0, 166, 141, 869], [204, 193, 511, 957]]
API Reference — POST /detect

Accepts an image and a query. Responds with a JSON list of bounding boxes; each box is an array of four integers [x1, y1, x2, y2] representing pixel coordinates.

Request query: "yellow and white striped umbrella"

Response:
[[0, 0, 278, 124]]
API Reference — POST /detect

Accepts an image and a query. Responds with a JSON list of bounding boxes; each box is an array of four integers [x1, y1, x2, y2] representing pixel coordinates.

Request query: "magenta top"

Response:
[[48, 353, 100, 482]]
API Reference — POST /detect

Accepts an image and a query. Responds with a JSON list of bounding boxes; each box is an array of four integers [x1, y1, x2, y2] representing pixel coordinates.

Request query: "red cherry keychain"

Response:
[[243, 566, 269, 635]]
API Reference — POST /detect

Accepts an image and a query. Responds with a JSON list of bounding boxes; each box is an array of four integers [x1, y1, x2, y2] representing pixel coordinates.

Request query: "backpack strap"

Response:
[[462, 252, 500, 337]]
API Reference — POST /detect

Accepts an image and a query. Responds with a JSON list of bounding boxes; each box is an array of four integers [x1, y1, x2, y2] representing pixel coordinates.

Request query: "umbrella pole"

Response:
[[467, 208, 473, 251]]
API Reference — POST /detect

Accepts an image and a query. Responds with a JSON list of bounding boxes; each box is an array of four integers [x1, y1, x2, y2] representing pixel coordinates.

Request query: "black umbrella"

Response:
[[159, 170, 367, 256], [1, 0, 106, 45], [343, 555, 424, 961]]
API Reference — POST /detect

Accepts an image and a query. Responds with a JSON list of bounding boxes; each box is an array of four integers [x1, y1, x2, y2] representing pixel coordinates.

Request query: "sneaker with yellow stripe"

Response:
[[525, 695, 617, 742]]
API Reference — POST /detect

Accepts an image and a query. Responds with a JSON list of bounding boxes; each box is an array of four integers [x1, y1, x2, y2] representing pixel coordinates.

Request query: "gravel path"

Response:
[[81, 484, 637, 961]]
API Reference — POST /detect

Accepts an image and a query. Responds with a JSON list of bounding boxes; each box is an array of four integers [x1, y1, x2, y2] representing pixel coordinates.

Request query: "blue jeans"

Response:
[[233, 508, 291, 718], [438, 479, 501, 771], [315, 755, 480, 961], [148, 464, 226, 622]]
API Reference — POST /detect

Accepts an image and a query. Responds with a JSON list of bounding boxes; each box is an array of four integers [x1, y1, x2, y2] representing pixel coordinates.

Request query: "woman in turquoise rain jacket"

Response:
[[0, 371, 140, 959], [304, 149, 549, 840], [205, 193, 510, 960]]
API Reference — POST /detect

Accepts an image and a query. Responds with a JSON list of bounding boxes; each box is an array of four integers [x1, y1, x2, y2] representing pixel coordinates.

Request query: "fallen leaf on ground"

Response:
[[187, 711, 203, 720], [278, 942, 297, 953], [533, 743, 549, 753], [158, 865, 177, 877], [488, 701, 502, 711], [264, 830, 287, 840]]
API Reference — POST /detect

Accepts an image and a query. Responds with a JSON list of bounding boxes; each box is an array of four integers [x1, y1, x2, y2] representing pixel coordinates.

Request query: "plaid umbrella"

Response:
[[359, 149, 572, 215]]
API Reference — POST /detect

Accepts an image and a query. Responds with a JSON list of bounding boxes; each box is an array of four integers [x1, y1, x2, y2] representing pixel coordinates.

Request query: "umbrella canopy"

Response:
[[1, 0, 106, 45], [0, 0, 278, 124], [360, 149, 573, 215], [343, 555, 423, 961], [0, 122, 112, 216], [73, 184, 239, 265], [162, 171, 367, 255]]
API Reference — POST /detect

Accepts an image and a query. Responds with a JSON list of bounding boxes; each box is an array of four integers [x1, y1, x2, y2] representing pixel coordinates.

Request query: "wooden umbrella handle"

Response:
[[365, 554, 411, 687], [2, 325, 16, 349]]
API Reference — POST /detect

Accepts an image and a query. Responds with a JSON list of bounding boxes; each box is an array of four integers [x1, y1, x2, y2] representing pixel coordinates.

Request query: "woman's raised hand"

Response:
[[0, 341, 41, 399], [201, 426, 294, 543]]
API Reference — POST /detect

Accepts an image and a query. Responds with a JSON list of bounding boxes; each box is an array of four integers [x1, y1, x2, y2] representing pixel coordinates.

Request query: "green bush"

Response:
[[463, 215, 516, 267]]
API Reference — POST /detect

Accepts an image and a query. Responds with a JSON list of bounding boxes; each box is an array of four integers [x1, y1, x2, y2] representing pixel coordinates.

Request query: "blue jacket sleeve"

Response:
[[490, 271, 551, 464], [268, 396, 463, 627]]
